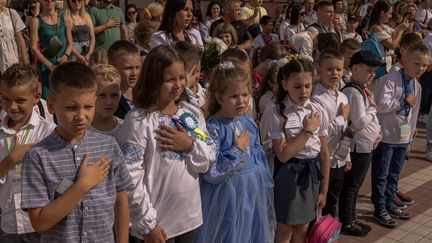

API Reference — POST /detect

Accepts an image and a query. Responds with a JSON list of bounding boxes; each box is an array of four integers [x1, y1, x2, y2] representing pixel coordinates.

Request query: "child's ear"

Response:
[[46, 97, 55, 115], [34, 92, 41, 106], [192, 64, 200, 77], [215, 93, 223, 104]]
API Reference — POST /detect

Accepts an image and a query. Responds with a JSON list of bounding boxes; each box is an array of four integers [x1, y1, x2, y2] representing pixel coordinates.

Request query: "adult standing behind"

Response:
[[125, 4, 139, 43], [142, 2, 164, 25], [416, 0, 432, 31], [304, 0, 317, 26], [89, 0, 128, 50], [64, 0, 95, 64], [151, 0, 202, 48], [205, 1, 222, 29], [307, 1, 342, 42], [279, 5, 306, 43], [30, 0, 73, 98], [210, 0, 252, 50], [333, 0, 346, 30], [0, 0, 29, 73], [239, 0, 267, 37]]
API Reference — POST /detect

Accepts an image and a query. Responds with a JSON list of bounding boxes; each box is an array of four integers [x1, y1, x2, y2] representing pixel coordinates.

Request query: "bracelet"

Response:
[[64, 53, 70, 57], [303, 129, 314, 136]]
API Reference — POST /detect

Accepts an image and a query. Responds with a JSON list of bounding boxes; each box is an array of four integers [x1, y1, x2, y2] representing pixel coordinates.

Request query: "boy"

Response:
[[108, 40, 141, 119], [372, 43, 430, 228], [90, 64, 123, 137], [253, 16, 279, 48], [0, 64, 56, 242], [174, 41, 207, 109], [340, 38, 361, 88], [20, 62, 132, 242], [134, 20, 159, 63], [342, 16, 362, 44], [339, 50, 382, 236], [311, 49, 349, 219]]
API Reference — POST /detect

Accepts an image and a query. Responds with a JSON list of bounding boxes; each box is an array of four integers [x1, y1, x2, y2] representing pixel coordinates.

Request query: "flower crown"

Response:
[[271, 54, 303, 82], [218, 61, 235, 70]]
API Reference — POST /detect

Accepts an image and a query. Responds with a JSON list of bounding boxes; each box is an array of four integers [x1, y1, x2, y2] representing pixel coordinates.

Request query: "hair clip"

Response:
[[218, 61, 236, 70]]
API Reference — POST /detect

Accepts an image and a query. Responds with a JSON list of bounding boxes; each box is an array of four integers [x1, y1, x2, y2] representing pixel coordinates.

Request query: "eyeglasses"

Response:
[[127, 10, 137, 15]]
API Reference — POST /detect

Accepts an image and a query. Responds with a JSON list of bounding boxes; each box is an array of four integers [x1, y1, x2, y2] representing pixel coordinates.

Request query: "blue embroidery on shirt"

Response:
[[121, 143, 144, 164]]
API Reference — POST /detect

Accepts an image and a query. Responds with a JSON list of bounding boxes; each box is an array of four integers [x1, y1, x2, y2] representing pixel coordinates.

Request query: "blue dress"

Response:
[[195, 114, 273, 243]]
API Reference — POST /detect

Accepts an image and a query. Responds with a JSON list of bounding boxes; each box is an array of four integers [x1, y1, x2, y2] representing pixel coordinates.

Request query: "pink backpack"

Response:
[[308, 209, 341, 243]]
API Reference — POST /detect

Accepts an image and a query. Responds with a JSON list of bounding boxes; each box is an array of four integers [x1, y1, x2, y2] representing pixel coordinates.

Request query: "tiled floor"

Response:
[[340, 127, 432, 243]]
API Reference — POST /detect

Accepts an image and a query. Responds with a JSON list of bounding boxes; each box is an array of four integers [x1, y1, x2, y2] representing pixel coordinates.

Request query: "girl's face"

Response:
[[159, 62, 186, 105], [334, 1, 343, 13], [219, 32, 232, 47], [68, 0, 82, 12], [407, 6, 417, 16], [381, 7, 393, 24], [282, 72, 313, 106], [211, 4, 221, 18], [298, 8, 306, 22], [216, 82, 250, 118], [175, 0, 193, 30]]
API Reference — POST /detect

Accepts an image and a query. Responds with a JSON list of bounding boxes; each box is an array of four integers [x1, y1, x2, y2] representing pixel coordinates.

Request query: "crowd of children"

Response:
[[0, 0, 432, 243]]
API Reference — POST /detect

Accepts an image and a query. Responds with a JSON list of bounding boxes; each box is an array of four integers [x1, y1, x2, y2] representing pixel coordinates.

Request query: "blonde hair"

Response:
[[63, 0, 88, 20], [212, 23, 238, 48], [1, 64, 39, 92], [91, 64, 121, 86], [143, 2, 164, 21]]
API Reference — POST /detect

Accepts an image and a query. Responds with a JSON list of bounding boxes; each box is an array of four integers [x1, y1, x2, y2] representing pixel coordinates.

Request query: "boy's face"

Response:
[[351, 63, 376, 85], [343, 48, 360, 70], [261, 21, 273, 34], [402, 52, 430, 79], [112, 54, 141, 92], [1, 84, 40, 126], [186, 63, 201, 88], [318, 58, 344, 90], [48, 87, 96, 142], [95, 80, 121, 118]]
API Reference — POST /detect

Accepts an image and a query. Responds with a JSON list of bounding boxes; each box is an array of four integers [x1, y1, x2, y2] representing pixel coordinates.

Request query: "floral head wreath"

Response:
[[272, 54, 302, 82], [218, 61, 236, 70]]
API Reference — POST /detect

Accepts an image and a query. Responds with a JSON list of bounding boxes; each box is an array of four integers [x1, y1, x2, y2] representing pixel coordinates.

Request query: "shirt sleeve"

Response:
[[119, 11, 126, 25], [112, 142, 132, 192], [150, 32, 167, 49], [89, 7, 97, 24], [343, 88, 375, 130], [263, 105, 284, 140], [239, 7, 251, 21], [202, 122, 248, 184], [21, 149, 50, 210], [376, 76, 402, 114], [10, 9, 25, 32]]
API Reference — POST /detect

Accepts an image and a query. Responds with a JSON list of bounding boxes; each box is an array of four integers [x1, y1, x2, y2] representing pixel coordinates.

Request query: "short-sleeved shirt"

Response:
[[239, 4, 268, 26], [89, 5, 126, 50], [21, 130, 132, 243]]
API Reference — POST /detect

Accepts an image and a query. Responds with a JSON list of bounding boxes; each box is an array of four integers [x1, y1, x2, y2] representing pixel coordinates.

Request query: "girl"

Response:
[[212, 23, 237, 48], [118, 45, 215, 243], [64, 0, 95, 64], [262, 59, 330, 243], [205, 1, 222, 29], [194, 61, 273, 243], [30, 0, 73, 98], [151, 0, 203, 48]]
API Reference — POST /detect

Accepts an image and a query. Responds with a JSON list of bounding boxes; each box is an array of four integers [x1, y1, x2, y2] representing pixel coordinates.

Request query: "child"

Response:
[[175, 41, 207, 109], [20, 62, 132, 242], [194, 62, 273, 243], [312, 49, 349, 218], [90, 64, 123, 137], [340, 38, 361, 88], [339, 50, 383, 236], [389, 32, 422, 73], [117, 45, 215, 243], [253, 16, 279, 48], [134, 20, 159, 63], [108, 40, 141, 120], [212, 23, 238, 48], [251, 43, 283, 110], [372, 43, 430, 228], [0, 64, 56, 242], [262, 59, 330, 243], [343, 16, 362, 44]]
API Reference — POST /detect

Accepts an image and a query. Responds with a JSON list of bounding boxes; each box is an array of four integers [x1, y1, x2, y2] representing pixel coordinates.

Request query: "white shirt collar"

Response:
[[0, 110, 41, 135]]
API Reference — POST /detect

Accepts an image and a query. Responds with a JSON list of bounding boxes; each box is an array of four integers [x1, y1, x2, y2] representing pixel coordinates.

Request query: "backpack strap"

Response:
[[37, 101, 46, 118], [341, 82, 367, 127]]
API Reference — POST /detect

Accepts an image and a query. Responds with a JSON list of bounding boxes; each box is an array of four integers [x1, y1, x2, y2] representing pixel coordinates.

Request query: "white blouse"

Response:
[[117, 101, 215, 239], [0, 8, 25, 73], [150, 28, 203, 49]]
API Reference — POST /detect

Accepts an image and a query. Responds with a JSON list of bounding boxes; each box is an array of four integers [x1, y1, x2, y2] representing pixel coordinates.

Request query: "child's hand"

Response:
[[368, 96, 377, 108], [405, 93, 417, 107], [234, 130, 249, 151], [344, 161, 352, 172], [316, 192, 327, 209], [143, 225, 167, 243], [373, 131, 383, 150], [339, 103, 350, 121], [155, 122, 193, 152], [77, 154, 110, 192], [303, 112, 320, 133], [9, 135, 34, 165]]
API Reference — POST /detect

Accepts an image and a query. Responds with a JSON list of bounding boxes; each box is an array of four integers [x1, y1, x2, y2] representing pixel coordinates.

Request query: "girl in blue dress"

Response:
[[194, 62, 274, 243]]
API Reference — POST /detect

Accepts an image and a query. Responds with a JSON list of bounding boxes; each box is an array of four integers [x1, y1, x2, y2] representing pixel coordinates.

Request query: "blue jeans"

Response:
[[371, 142, 409, 210]]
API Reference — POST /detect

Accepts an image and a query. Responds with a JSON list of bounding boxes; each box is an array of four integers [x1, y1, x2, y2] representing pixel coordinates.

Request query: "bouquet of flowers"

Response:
[[201, 37, 228, 72]]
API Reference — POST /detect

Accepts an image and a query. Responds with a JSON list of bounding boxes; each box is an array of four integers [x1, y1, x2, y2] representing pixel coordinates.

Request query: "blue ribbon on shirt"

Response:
[[398, 69, 414, 117], [289, 157, 323, 186]]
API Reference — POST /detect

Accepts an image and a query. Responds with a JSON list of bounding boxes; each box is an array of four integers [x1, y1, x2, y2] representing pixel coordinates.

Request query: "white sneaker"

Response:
[[426, 152, 432, 162]]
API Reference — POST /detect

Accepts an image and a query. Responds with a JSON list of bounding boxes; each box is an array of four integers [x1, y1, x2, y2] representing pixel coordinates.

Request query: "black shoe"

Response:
[[354, 219, 372, 232], [386, 203, 411, 220], [341, 222, 369, 237], [373, 209, 397, 228]]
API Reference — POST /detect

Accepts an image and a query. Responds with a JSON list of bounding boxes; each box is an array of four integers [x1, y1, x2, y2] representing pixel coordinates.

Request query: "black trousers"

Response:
[[132, 228, 197, 243], [338, 152, 372, 225], [322, 166, 345, 217]]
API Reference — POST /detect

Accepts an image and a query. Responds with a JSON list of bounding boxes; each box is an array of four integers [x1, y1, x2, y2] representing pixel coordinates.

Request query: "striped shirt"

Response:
[[21, 130, 132, 243]]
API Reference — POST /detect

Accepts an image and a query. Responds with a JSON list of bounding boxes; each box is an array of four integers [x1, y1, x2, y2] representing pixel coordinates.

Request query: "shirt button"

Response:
[[76, 157, 81, 161], [85, 206, 88, 210], [83, 231, 87, 235], [73, 145, 78, 150]]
